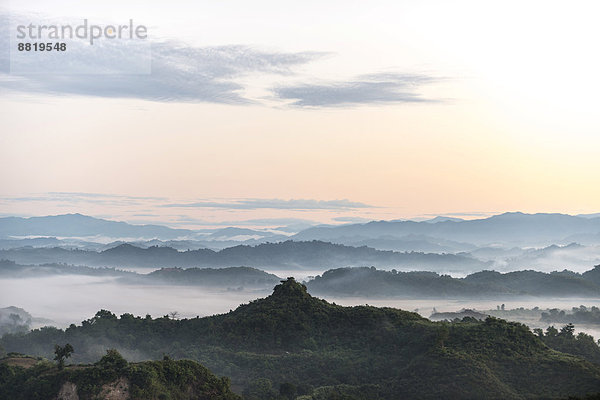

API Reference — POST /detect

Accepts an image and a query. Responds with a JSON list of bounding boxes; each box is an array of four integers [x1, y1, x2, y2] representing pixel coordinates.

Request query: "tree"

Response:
[[96, 348, 127, 371], [54, 343, 74, 369], [545, 326, 558, 337], [279, 382, 297, 399], [559, 323, 575, 337], [243, 378, 278, 400]]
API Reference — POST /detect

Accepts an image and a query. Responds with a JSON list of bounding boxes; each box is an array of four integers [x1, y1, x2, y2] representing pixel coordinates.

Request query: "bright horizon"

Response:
[[2, 0, 600, 228]]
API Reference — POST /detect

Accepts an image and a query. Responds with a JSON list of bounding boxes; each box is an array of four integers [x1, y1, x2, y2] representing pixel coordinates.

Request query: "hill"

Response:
[[141, 266, 281, 288], [0, 241, 488, 271], [5, 259, 600, 298], [0, 306, 32, 336], [306, 265, 600, 298], [0, 351, 239, 400], [0, 260, 281, 288], [2, 279, 600, 399]]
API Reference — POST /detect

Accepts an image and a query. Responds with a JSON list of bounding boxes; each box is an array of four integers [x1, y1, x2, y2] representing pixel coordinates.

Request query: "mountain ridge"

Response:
[[0, 240, 488, 271], [3, 212, 600, 247], [0, 213, 195, 240], [292, 212, 600, 246]]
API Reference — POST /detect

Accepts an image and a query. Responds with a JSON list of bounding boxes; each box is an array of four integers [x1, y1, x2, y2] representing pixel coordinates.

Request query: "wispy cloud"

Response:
[[161, 198, 374, 211], [0, 13, 326, 103], [236, 218, 318, 226], [0, 45, 324, 103], [421, 211, 498, 219], [1, 193, 373, 211], [273, 73, 439, 107], [333, 216, 372, 223], [0, 13, 444, 107], [1, 192, 167, 206]]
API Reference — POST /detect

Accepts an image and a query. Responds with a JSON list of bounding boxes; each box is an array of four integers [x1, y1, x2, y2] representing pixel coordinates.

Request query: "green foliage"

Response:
[[96, 348, 127, 373], [297, 384, 388, 400], [53, 343, 73, 369], [307, 266, 600, 297], [2, 279, 600, 399], [537, 324, 600, 365], [0, 350, 240, 400], [243, 378, 278, 400]]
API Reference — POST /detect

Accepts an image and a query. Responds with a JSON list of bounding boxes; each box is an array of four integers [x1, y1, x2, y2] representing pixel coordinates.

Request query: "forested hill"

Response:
[[306, 265, 600, 297], [0, 260, 281, 288], [0, 240, 488, 270], [3, 279, 600, 399]]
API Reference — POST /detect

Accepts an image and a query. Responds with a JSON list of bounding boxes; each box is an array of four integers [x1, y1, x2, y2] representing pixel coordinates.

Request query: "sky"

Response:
[[1, 0, 600, 229]]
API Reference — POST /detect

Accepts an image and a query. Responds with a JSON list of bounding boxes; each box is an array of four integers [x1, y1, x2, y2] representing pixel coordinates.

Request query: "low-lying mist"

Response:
[[3, 273, 600, 342], [327, 296, 600, 339], [0, 275, 271, 328]]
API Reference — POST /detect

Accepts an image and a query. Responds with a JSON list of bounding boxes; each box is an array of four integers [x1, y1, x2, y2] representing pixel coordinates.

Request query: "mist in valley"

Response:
[[3, 212, 600, 370], [0, 275, 271, 329], [3, 269, 600, 343]]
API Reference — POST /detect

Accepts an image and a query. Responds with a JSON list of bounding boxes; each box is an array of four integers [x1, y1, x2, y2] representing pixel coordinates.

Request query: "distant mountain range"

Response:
[[0, 241, 487, 271], [0, 214, 290, 247], [292, 212, 600, 247], [0, 214, 194, 240], [2, 212, 600, 272], [2, 212, 600, 248]]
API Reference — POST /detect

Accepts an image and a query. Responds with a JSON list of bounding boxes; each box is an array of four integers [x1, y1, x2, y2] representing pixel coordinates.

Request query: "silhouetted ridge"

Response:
[[582, 264, 600, 285]]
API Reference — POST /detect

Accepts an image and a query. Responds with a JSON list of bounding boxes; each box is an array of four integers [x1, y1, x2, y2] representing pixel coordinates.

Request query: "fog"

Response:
[[3, 274, 600, 341], [327, 296, 600, 339], [0, 275, 271, 328]]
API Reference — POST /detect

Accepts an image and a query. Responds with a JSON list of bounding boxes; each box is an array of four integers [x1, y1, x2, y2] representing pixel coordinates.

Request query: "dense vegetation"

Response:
[[541, 306, 600, 325], [6, 259, 600, 298], [531, 324, 600, 365], [2, 279, 600, 399], [307, 265, 600, 297], [141, 266, 280, 288], [0, 350, 239, 399]]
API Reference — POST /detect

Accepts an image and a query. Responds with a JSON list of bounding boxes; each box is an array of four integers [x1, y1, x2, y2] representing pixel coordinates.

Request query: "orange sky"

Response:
[[1, 1, 599, 227]]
